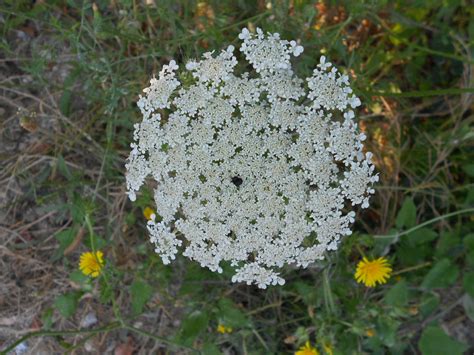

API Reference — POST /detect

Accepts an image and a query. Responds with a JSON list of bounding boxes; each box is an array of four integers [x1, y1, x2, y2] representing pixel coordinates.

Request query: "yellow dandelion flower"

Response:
[[143, 207, 155, 220], [216, 324, 233, 334], [366, 328, 375, 337], [295, 341, 320, 355], [354, 257, 392, 287], [79, 251, 104, 277]]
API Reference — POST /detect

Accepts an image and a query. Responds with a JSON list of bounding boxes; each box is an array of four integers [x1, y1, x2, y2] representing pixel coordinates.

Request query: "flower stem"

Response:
[[356, 244, 366, 258], [392, 262, 432, 276], [84, 213, 123, 325], [373, 207, 474, 239], [124, 324, 201, 353]]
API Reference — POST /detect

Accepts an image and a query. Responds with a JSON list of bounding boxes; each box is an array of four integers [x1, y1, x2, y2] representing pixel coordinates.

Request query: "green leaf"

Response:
[[397, 239, 431, 266], [178, 310, 209, 345], [406, 228, 437, 246], [384, 280, 408, 307], [420, 293, 439, 317], [338, 332, 359, 354], [99, 278, 113, 304], [52, 228, 76, 261], [130, 280, 153, 315], [70, 270, 92, 291], [217, 298, 250, 328], [396, 198, 417, 229], [421, 259, 459, 289], [54, 292, 81, 318], [388, 342, 409, 355], [41, 308, 54, 330], [418, 326, 467, 355], [293, 281, 318, 306], [179, 263, 215, 296], [466, 250, 474, 267], [59, 89, 72, 116], [59, 68, 80, 116], [465, 187, 474, 205], [463, 233, 474, 251], [83, 234, 107, 250], [125, 212, 136, 226], [435, 231, 461, 258], [470, 16, 474, 39], [376, 317, 400, 348], [70, 194, 88, 224], [462, 163, 474, 177], [463, 271, 474, 298], [202, 343, 222, 355], [57, 154, 73, 180]]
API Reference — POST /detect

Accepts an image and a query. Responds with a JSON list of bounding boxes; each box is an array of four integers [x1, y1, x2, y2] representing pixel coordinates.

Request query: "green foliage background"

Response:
[[0, 0, 473, 354]]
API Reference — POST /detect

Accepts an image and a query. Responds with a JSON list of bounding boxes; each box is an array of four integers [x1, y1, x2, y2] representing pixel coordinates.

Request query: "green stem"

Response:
[[374, 207, 474, 239], [1, 322, 200, 355], [322, 268, 336, 314], [251, 328, 269, 352], [0, 322, 121, 355], [360, 87, 474, 98], [64, 333, 95, 354], [84, 215, 96, 253], [246, 301, 282, 315], [124, 325, 200, 353]]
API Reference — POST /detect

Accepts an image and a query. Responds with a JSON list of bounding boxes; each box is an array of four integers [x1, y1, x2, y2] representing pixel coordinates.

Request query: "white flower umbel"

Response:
[[126, 28, 378, 288]]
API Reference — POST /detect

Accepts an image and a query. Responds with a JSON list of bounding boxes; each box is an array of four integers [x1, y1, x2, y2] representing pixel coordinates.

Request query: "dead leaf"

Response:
[[30, 317, 42, 331], [19, 24, 37, 38], [19, 114, 38, 132], [114, 337, 135, 355], [284, 335, 297, 344]]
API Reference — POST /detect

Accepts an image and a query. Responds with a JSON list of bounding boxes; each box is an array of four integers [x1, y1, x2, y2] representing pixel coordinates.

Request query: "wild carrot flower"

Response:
[[295, 341, 319, 355], [355, 257, 392, 287], [216, 324, 233, 334], [126, 28, 378, 288], [79, 251, 104, 278]]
